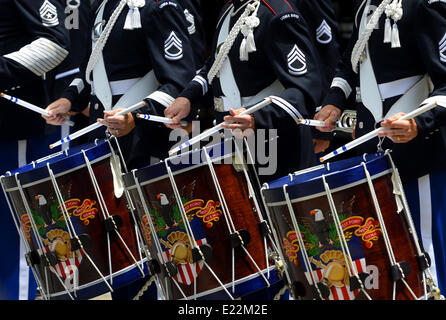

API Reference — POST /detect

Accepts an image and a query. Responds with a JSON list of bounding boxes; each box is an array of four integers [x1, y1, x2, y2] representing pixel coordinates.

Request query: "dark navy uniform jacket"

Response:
[[294, 0, 342, 143], [60, 0, 197, 169], [47, 0, 92, 101], [294, 0, 341, 90], [175, 0, 206, 66], [181, 0, 324, 182], [0, 0, 70, 141], [323, 0, 446, 182]]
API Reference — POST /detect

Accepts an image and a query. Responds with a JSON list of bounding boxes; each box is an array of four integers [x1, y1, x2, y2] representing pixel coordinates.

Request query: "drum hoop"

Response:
[[2, 153, 111, 192], [123, 152, 234, 190], [44, 257, 149, 299], [265, 169, 392, 207], [177, 266, 279, 300]]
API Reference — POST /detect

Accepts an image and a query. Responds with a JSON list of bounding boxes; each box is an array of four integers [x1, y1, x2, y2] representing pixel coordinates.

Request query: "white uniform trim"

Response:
[[192, 75, 208, 96], [147, 90, 175, 108], [5, 37, 68, 77], [270, 96, 303, 125], [331, 77, 353, 99], [69, 78, 85, 94]]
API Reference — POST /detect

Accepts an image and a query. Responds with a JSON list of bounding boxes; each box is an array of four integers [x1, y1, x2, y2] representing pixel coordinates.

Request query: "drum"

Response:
[[123, 140, 283, 300], [0, 139, 149, 300], [261, 152, 433, 300]]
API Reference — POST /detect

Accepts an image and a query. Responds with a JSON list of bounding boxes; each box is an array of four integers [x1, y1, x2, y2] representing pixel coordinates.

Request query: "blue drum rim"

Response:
[[262, 152, 391, 205], [123, 140, 236, 189], [1, 140, 112, 191], [47, 259, 150, 300], [185, 267, 282, 300]]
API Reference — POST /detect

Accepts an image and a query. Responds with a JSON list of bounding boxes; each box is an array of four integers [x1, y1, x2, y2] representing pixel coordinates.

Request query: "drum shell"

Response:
[[264, 154, 425, 300], [125, 144, 277, 300], [2, 142, 142, 299]]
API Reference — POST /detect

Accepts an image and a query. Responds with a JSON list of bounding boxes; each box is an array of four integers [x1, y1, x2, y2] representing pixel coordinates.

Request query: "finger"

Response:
[[221, 123, 250, 131], [224, 115, 251, 124]]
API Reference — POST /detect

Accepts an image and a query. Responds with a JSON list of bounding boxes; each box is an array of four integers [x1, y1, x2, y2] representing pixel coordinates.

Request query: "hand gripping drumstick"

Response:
[[49, 100, 148, 149], [135, 113, 188, 127], [0, 93, 75, 126], [168, 97, 273, 155], [320, 96, 446, 163]]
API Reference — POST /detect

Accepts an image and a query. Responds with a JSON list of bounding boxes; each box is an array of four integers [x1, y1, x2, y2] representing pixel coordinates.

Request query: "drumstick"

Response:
[[0, 93, 74, 126], [168, 97, 273, 155], [298, 119, 327, 127], [135, 113, 187, 126], [320, 98, 446, 162], [49, 100, 147, 149]]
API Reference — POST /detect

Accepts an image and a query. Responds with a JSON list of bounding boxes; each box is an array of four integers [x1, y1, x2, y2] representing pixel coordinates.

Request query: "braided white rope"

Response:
[[85, 0, 128, 84], [273, 285, 289, 300], [132, 276, 155, 300], [351, 0, 392, 73], [207, 0, 260, 83]]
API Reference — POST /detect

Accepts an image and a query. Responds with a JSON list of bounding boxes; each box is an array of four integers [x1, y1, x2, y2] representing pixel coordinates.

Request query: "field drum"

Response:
[[0, 139, 149, 300], [261, 152, 437, 300]]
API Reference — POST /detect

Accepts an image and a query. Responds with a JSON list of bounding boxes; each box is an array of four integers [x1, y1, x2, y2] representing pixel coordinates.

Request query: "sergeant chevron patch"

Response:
[[164, 31, 183, 61], [287, 44, 307, 76], [40, 0, 59, 27], [184, 9, 196, 35], [316, 20, 333, 44], [440, 32, 446, 63]]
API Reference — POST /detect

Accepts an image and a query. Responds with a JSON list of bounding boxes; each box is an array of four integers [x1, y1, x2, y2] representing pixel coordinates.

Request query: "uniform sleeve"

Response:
[[253, 12, 324, 130], [179, 56, 214, 107], [413, 1, 446, 135], [59, 1, 98, 112], [138, 1, 197, 117], [321, 22, 360, 111], [1, 0, 70, 91]]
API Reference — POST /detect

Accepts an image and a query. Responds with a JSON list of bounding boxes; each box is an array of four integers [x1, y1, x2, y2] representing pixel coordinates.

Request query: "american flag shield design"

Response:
[[302, 236, 368, 300], [158, 218, 207, 285]]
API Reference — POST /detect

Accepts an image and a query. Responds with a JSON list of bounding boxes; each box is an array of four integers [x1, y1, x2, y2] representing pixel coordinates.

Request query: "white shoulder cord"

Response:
[[207, 0, 260, 84], [85, 0, 145, 85], [351, 0, 403, 73], [351, 0, 391, 73], [85, 0, 128, 84]]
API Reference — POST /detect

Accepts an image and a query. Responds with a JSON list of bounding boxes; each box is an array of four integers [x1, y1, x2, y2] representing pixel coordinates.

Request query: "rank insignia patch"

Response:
[[164, 31, 183, 61], [287, 44, 307, 76], [440, 32, 446, 63], [40, 0, 59, 27], [316, 20, 333, 44]]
